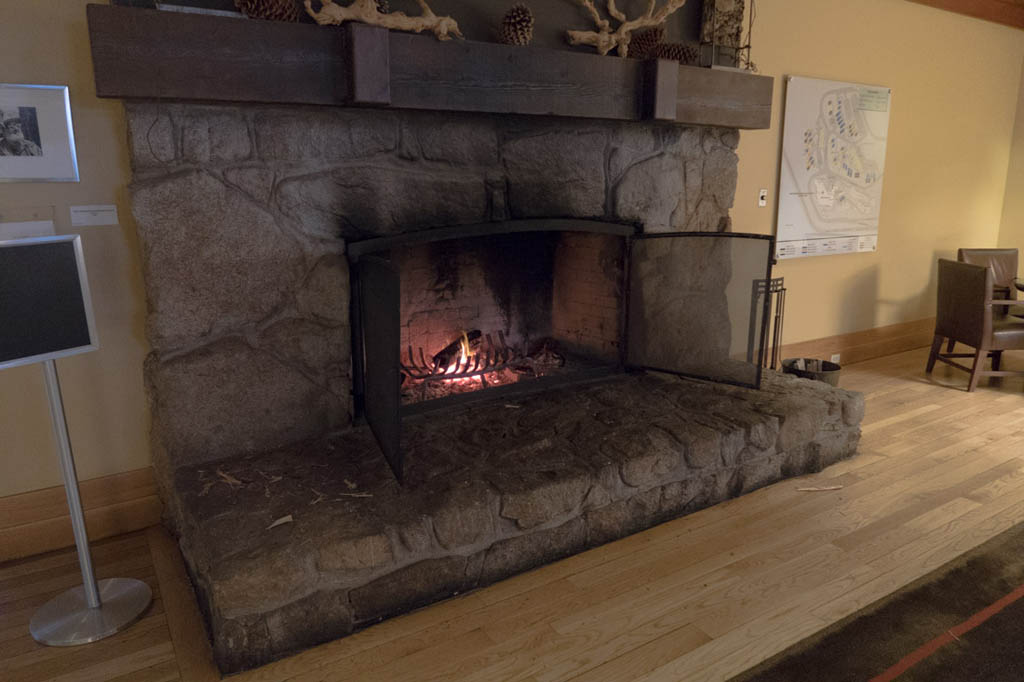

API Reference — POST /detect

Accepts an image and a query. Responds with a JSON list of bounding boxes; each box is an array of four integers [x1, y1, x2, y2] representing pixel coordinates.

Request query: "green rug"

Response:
[[731, 522, 1024, 681]]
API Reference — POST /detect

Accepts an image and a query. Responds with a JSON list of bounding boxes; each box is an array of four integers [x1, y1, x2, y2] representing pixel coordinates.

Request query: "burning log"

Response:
[[431, 330, 482, 370]]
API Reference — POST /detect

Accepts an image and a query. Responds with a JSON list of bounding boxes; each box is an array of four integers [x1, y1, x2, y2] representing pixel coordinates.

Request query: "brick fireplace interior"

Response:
[[372, 226, 626, 408], [124, 103, 864, 672]]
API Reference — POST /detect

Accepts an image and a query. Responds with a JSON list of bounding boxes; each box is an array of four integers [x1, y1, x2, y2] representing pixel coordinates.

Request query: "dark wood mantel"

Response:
[[86, 3, 773, 129]]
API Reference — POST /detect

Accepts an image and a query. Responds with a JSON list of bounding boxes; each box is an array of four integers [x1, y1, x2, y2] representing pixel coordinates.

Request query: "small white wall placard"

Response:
[[70, 204, 118, 227]]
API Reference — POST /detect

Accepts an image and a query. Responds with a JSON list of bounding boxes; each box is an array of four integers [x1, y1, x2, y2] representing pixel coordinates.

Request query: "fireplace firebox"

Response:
[[349, 220, 775, 481]]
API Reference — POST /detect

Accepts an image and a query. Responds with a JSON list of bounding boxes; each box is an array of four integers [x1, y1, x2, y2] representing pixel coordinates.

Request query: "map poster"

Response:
[[775, 76, 891, 260]]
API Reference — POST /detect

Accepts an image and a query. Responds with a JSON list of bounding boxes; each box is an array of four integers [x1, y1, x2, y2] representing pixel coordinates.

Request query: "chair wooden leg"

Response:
[[967, 348, 985, 392], [926, 334, 944, 373], [992, 350, 1003, 371], [946, 338, 956, 353]]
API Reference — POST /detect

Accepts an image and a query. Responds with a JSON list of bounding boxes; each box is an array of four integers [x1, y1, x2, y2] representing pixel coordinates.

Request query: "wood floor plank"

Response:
[[565, 623, 711, 682], [146, 526, 219, 682], [104, 658, 180, 682]]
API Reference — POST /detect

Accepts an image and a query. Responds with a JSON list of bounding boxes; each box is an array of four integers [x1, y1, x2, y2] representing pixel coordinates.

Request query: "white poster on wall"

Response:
[[775, 76, 891, 260]]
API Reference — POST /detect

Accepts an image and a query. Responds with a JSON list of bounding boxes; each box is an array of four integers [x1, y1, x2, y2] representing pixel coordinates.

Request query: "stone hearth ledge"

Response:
[[171, 371, 864, 673]]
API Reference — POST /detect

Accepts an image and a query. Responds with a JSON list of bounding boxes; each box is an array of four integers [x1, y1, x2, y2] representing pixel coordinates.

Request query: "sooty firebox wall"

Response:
[[395, 229, 625, 406]]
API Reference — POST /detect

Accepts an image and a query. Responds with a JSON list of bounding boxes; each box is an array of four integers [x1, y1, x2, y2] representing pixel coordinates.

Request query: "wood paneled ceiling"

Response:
[[908, 0, 1024, 30]]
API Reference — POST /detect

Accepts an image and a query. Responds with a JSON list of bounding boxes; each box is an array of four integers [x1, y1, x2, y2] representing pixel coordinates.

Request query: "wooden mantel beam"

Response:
[[85, 3, 773, 129]]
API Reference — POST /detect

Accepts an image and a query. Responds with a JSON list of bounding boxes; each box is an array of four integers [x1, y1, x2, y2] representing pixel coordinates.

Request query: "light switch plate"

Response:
[[758, 189, 768, 207]]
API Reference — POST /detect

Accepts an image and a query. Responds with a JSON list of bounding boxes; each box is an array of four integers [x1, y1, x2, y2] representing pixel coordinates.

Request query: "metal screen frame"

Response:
[[624, 231, 775, 390]]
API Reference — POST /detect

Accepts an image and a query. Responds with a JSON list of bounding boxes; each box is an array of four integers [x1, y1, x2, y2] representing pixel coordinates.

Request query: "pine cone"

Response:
[[655, 42, 702, 66], [234, 0, 301, 22], [376, 0, 390, 14], [629, 27, 665, 60], [499, 4, 535, 46]]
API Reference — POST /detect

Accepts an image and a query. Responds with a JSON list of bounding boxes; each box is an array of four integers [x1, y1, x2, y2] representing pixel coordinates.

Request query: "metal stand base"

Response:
[[30, 577, 152, 646]]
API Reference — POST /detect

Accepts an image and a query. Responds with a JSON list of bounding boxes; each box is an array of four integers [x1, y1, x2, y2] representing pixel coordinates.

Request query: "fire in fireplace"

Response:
[[349, 219, 774, 481]]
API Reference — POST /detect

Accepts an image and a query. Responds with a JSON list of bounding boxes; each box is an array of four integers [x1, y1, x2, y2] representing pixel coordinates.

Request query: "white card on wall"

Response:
[[70, 204, 118, 227]]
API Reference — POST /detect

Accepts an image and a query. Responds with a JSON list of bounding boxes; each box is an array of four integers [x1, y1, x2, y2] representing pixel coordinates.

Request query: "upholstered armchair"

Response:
[[958, 248, 1019, 301], [927, 259, 1024, 391]]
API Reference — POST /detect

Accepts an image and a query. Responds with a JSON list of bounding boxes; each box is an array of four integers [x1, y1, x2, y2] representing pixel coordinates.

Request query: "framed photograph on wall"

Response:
[[0, 84, 79, 182]]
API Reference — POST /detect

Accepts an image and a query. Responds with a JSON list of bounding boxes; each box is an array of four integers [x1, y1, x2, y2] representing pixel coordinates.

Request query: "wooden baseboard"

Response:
[[774, 317, 936, 368], [0, 467, 162, 563]]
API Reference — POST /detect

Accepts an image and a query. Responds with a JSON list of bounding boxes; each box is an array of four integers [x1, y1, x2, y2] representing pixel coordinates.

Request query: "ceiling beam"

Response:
[[907, 0, 1024, 30]]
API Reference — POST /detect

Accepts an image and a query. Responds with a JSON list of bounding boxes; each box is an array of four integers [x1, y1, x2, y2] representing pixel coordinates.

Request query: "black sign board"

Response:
[[0, 236, 97, 370]]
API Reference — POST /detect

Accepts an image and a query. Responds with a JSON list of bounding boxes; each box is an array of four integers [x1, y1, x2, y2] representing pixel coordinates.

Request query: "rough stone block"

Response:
[[211, 612, 272, 675], [614, 154, 684, 231], [148, 340, 346, 469], [659, 477, 704, 517], [429, 479, 497, 550], [208, 543, 319, 616], [598, 426, 682, 488], [276, 165, 488, 240], [254, 109, 398, 161], [738, 450, 784, 494], [413, 113, 500, 166], [479, 518, 587, 586], [223, 166, 276, 206], [658, 418, 722, 470], [126, 104, 176, 169], [259, 319, 350, 388], [131, 170, 303, 348], [294, 254, 351, 325], [493, 467, 591, 530], [350, 555, 477, 624], [265, 590, 354, 658], [843, 392, 867, 426], [317, 531, 393, 573], [586, 487, 662, 546], [503, 130, 607, 218], [180, 109, 251, 164]]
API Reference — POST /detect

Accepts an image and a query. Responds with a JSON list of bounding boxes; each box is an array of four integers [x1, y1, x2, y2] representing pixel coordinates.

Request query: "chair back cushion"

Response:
[[936, 258, 991, 347], [958, 248, 1019, 300]]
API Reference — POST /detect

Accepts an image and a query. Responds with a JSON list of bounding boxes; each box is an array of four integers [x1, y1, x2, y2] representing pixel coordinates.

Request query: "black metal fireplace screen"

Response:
[[349, 220, 774, 481]]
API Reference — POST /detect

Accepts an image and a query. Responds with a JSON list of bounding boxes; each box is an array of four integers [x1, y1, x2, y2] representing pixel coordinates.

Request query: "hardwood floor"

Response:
[[3, 346, 1024, 681]]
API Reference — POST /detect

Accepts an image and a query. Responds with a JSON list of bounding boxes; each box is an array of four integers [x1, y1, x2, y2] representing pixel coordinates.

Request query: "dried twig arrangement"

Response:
[[567, 0, 689, 57], [304, 0, 463, 41]]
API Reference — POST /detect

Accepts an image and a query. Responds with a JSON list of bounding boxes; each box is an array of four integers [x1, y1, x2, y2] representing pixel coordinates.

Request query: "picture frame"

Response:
[[0, 84, 79, 182]]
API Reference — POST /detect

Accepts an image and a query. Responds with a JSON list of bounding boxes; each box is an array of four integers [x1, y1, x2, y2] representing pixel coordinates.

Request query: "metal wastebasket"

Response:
[[782, 358, 841, 387]]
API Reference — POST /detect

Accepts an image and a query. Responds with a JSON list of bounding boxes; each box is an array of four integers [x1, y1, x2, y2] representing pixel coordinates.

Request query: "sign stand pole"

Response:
[[29, 359, 152, 646]]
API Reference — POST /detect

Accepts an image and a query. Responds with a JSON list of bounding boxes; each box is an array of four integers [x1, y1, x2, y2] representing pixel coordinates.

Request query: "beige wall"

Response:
[[733, 0, 1024, 344], [1000, 56, 1024, 250], [0, 1, 150, 497]]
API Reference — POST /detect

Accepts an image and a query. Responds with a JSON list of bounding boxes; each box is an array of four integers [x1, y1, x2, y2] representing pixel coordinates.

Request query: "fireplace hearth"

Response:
[[173, 370, 863, 672]]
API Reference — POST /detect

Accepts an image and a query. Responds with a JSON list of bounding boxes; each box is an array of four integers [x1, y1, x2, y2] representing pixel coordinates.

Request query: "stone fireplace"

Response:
[[125, 102, 863, 672]]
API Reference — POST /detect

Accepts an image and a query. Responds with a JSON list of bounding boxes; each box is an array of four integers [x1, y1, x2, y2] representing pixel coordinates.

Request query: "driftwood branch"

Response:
[[305, 0, 463, 41], [567, 0, 689, 57]]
